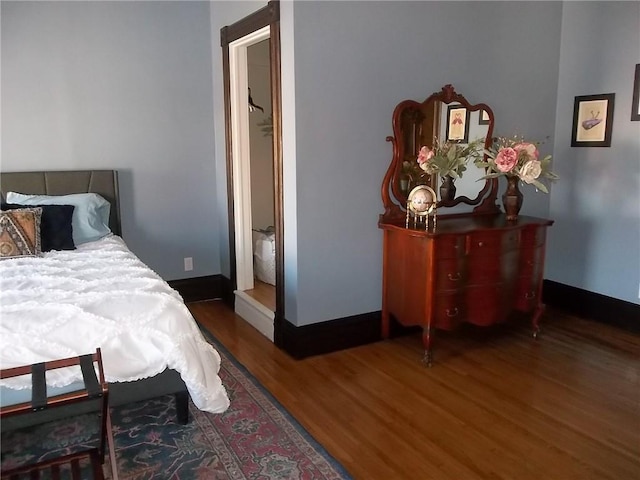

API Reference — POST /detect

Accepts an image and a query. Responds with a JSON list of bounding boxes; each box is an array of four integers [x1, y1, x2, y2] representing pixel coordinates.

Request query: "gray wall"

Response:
[[1, 1, 219, 280], [288, 1, 563, 325], [547, 2, 640, 304]]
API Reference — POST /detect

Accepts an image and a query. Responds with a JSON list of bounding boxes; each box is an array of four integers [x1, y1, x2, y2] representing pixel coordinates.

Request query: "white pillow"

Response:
[[6, 192, 111, 245]]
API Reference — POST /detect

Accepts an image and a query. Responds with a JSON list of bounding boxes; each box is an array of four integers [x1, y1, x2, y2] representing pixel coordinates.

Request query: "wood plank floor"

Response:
[[190, 301, 640, 480], [242, 279, 276, 312]]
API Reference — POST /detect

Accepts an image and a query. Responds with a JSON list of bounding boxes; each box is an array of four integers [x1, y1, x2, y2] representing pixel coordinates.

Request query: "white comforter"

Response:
[[0, 235, 230, 414]]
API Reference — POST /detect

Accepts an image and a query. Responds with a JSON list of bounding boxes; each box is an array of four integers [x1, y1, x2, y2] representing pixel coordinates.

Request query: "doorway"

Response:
[[221, 2, 284, 345]]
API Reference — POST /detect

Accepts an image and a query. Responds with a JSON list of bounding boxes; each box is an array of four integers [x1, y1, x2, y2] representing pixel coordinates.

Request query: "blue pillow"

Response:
[[6, 192, 111, 245]]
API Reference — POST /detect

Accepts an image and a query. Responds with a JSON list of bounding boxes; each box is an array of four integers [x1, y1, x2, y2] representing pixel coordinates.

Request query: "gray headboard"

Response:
[[0, 170, 122, 236]]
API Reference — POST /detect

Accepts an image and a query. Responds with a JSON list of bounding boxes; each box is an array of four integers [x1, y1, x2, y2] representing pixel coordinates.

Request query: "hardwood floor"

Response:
[[190, 301, 640, 480], [243, 279, 275, 312]]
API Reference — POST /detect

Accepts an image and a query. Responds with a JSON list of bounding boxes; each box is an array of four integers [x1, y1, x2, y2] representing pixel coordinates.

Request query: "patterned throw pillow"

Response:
[[0, 207, 43, 258]]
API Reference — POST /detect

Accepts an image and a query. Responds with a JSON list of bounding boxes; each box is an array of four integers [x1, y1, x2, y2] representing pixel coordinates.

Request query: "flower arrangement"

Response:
[[401, 157, 425, 188], [475, 135, 558, 193], [402, 137, 484, 186]]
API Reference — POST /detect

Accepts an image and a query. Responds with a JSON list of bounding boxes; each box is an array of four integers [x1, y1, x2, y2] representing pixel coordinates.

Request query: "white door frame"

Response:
[[229, 26, 271, 292]]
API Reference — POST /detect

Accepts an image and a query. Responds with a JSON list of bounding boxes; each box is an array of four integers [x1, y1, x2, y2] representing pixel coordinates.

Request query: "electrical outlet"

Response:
[[184, 257, 193, 272]]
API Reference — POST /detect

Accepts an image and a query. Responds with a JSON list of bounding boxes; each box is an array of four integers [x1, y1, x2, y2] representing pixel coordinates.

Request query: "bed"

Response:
[[0, 170, 230, 429]]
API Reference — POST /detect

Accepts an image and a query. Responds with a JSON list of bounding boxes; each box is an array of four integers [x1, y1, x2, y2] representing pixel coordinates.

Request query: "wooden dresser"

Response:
[[380, 214, 553, 364], [379, 85, 554, 365]]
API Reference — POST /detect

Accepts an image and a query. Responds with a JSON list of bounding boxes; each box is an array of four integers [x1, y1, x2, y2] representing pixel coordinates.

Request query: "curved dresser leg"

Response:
[[422, 324, 433, 367], [532, 303, 546, 339]]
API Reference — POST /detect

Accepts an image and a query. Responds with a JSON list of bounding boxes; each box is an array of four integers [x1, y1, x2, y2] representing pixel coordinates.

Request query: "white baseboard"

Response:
[[234, 290, 274, 342]]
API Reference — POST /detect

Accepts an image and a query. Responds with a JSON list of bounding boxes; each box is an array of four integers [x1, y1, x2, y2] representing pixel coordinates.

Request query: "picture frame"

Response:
[[445, 104, 469, 143], [478, 109, 490, 125], [571, 93, 615, 147], [631, 64, 640, 121]]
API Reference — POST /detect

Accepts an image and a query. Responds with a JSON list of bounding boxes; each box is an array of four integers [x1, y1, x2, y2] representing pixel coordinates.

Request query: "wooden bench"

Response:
[[1, 349, 118, 480]]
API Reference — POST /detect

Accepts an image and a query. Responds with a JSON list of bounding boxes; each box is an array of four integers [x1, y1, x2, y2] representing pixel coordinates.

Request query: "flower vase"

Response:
[[400, 177, 409, 195], [502, 176, 523, 221], [439, 175, 456, 202]]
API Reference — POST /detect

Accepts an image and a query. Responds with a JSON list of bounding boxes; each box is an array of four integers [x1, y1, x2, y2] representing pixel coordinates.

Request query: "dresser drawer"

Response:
[[435, 235, 465, 259], [435, 258, 465, 290], [433, 292, 465, 330], [467, 256, 503, 285], [515, 275, 542, 312], [465, 285, 512, 326], [515, 285, 540, 312], [521, 226, 547, 249], [467, 230, 520, 256], [519, 247, 544, 278]]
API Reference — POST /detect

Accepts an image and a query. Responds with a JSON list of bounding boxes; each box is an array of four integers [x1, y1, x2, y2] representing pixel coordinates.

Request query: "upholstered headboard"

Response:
[[0, 170, 121, 236]]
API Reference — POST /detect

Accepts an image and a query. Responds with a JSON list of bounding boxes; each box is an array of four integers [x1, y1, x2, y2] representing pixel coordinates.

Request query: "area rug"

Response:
[[0, 332, 352, 480]]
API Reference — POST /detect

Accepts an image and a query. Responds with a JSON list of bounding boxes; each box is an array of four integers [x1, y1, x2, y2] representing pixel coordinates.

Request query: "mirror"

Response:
[[380, 85, 500, 223]]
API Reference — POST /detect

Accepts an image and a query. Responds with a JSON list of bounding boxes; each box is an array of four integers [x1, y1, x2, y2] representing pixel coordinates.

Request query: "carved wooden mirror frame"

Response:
[[380, 84, 500, 224]]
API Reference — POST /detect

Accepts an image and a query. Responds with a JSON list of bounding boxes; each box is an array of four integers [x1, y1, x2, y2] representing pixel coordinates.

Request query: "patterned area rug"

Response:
[[0, 333, 351, 479]]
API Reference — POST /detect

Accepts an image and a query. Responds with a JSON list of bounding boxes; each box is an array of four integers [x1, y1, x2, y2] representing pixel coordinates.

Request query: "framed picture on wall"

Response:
[[445, 104, 469, 143], [478, 109, 490, 125], [631, 64, 640, 121], [571, 93, 615, 147]]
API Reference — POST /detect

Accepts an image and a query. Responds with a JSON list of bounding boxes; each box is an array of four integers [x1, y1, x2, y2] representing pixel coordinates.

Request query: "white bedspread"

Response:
[[0, 235, 230, 414]]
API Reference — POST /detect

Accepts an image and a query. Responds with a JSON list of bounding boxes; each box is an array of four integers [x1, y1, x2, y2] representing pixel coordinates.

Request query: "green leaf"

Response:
[[530, 179, 548, 193]]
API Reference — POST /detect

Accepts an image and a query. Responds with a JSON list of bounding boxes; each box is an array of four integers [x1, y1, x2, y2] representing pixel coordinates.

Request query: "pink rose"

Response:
[[494, 147, 518, 173], [513, 142, 538, 161], [417, 146, 434, 165]]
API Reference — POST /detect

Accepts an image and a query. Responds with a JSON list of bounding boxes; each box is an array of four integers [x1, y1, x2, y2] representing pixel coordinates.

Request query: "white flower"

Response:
[[520, 160, 542, 184], [419, 161, 438, 175]]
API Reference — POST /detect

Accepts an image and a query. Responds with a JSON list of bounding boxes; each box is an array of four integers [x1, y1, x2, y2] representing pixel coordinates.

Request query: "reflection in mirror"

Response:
[[436, 108, 490, 203], [397, 102, 439, 194], [381, 85, 500, 224]]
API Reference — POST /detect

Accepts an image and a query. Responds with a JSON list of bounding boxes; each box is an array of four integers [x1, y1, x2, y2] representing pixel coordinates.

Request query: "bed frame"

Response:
[[1, 170, 189, 427]]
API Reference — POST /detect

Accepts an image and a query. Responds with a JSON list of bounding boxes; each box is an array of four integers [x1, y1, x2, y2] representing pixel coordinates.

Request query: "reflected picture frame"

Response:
[[478, 109, 490, 125], [571, 93, 615, 147], [631, 64, 640, 121], [445, 104, 469, 143]]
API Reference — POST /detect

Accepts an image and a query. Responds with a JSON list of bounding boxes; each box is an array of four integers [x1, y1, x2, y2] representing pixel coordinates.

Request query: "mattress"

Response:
[[0, 235, 229, 414]]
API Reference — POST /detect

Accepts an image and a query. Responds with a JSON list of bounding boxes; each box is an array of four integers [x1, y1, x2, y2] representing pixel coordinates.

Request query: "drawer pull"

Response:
[[478, 241, 484, 247], [446, 307, 459, 317], [447, 272, 461, 281], [525, 292, 536, 300]]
